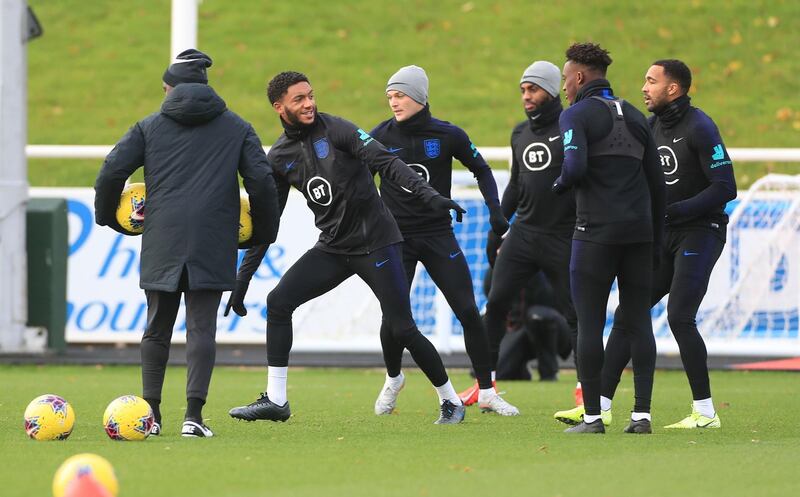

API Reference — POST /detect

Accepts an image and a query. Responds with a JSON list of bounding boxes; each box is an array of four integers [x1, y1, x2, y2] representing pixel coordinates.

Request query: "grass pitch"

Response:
[[0, 365, 797, 497]]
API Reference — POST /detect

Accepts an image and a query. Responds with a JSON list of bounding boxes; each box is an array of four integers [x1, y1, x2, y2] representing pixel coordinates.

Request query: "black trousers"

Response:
[[602, 229, 725, 401], [266, 243, 449, 387], [378, 233, 493, 389], [141, 278, 222, 402], [570, 239, 656, 415], [485, 227, 577, 372]]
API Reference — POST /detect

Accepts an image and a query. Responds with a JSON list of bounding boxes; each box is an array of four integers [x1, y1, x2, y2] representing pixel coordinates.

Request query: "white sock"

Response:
[[434, 380, 463, 405], [584, 414, 602, 423], [266, 366, 288, 406], [600, 396, 613, 411], [693, 397, 715, 418], [477, 388, 496, 403], [491, 370, 496, 382], [631, 412, 651, 421], [386, 371, 404, 389]]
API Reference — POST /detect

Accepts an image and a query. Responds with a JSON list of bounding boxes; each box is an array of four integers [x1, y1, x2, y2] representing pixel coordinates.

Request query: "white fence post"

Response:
[[170, 0, 199, 59], [0, 0, 30, 351]]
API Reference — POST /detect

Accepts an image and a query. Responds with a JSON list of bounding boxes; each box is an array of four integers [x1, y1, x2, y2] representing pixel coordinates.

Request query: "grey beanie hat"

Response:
[[386, 65, 429, 105], [163, 49, 213, 86], [520, 61, 561, 98]]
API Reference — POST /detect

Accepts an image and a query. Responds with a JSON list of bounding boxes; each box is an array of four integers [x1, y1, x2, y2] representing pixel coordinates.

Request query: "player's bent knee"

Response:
[[390, 324, 420, 347], [667, 311, 698, 334], [266, 288, 296, 322]]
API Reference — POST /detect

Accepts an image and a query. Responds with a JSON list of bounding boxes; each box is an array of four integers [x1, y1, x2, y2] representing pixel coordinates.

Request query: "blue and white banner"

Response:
[[30, 186, 799, 356]]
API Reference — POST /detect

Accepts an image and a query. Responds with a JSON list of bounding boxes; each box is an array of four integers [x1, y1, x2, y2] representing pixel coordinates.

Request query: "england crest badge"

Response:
[[313, 138, 330, 159], [423, 138, 440, 159]]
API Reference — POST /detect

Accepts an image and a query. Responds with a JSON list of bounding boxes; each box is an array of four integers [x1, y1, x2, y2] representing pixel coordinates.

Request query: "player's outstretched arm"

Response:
[[330, 117, 463, 218], [94, 123, 146, 234]]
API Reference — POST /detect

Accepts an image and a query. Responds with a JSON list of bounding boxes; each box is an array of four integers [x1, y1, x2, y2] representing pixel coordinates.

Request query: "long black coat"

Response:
[[94, 83, 279, 291]]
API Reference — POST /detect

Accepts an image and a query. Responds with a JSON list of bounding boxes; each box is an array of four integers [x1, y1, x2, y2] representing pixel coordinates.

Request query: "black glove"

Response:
[[551, 179, 568, 195], [428, 195, 467, 222], [486, 230, 503, 267], [224, 279, 250, 317], [488, 204, 509, 236]]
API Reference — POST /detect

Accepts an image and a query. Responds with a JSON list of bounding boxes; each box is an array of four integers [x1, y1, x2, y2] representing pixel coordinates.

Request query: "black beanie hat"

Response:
[[163, 49, 213, 86]]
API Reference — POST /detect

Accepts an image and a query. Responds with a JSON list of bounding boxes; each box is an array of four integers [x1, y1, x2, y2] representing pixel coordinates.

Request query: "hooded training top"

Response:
[[267, 112, 442, 254], [370, 105, 500, 236], [556, 79, 665, 246], [649, 94, 736, 236], [505, 97, 576, 235], [94, 83, 280, 292]]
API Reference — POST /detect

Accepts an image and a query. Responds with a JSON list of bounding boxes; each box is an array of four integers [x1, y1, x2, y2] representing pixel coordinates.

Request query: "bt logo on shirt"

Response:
[[522, 142, 552, 171], [401, 164, 430, 194], [657, 145, 680, 185], [306, 176, 333, 206]]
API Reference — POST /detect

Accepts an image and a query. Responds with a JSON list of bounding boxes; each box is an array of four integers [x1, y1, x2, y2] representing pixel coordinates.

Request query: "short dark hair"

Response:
[[565, 43, 613, 75], [652, 59, 692, 93], [267, 71, 310, 104]]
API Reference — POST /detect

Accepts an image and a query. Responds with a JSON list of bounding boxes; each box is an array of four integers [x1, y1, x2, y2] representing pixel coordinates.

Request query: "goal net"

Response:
[[412, 173, 800, 357], [685, 174, 800, 355]]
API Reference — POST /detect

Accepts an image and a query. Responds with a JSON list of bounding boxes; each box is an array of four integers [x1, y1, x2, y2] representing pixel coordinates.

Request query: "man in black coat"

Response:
[[226, 71, 469, 424], [94, 49, 280, 438]]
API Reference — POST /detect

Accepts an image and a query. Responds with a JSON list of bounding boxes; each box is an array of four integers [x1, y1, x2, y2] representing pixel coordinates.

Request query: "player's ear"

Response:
[[272, 100, 282, 114]]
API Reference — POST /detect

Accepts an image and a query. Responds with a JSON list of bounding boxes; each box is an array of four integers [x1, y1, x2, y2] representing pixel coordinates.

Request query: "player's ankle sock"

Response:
[[477, 388, 496, 403], [434, 380, 463, 405], [267, 366, 288, 406], [584, 414, 601, 423], [491, 370, 496, 382], [185, 397, 205, 422], [631, 411, 651, 421], [386, 371, 404, 389], [600, 395, 613, 411], [145, 398, 161, 424], [693, 397, 715, 418]]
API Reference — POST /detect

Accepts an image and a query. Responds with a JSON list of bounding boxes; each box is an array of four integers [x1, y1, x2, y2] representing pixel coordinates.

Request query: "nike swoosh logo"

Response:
[[375, 259, 390, 268], [673, 137, 685, 143], [683, 251, 699, 256], [387, 147, 403, 153], [285, 161, 296, 170], [449, 251, 462, 259], [548, 136, 560, 142]]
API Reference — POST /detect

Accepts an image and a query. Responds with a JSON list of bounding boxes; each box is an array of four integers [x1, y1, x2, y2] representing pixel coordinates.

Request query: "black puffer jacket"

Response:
[[94, 83, 280, 291]]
